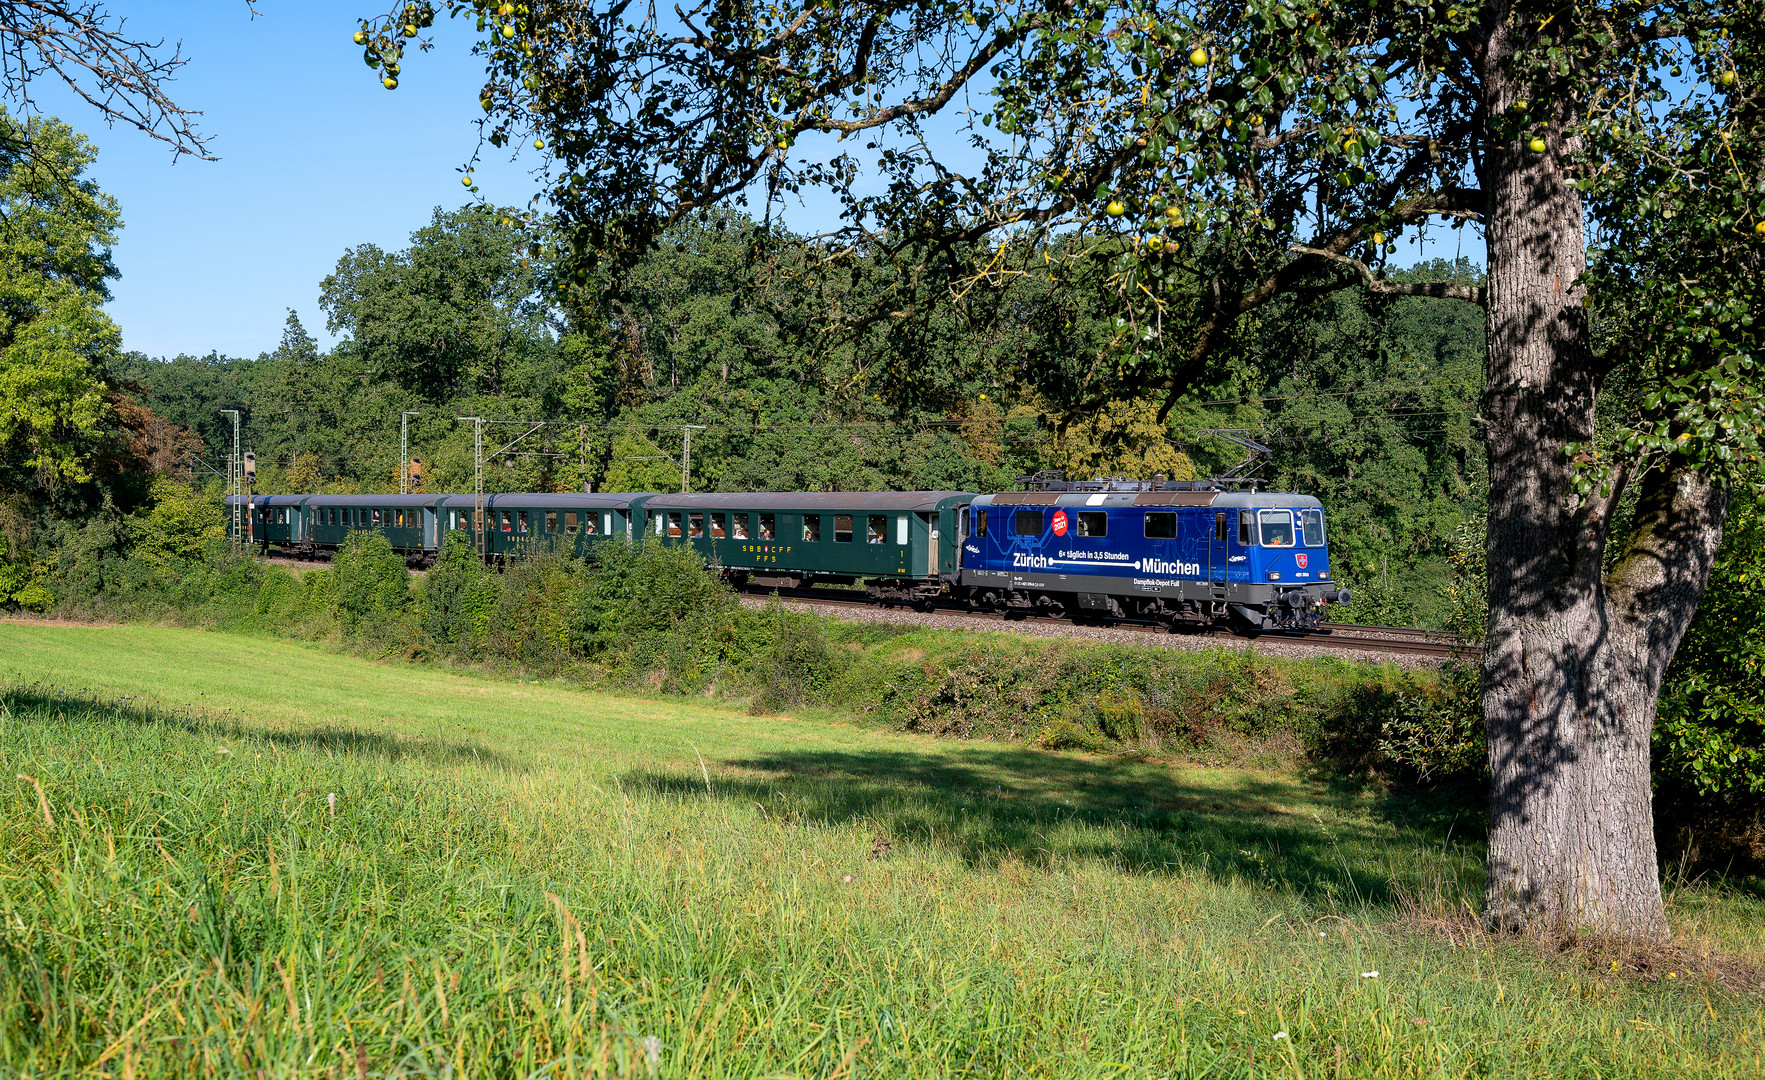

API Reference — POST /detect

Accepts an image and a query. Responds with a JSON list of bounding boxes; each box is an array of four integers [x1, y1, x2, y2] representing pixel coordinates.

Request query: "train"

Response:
[[227, 475, 1349, 632]]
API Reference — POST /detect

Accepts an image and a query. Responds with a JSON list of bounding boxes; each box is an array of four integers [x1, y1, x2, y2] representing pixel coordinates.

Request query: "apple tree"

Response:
[[368, 0, 1765, 939]]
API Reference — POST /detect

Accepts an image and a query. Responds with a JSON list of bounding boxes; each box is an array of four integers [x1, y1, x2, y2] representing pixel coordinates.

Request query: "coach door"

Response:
[[1208, 512, 1229, 586]]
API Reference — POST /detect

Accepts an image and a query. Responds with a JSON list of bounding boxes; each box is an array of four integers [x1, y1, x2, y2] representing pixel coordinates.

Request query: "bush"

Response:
[[750, 601, 844, 712], [330, 532, 411, 636]]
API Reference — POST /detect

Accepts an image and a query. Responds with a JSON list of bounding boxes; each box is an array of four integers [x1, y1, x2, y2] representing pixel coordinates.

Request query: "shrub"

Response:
[[330, 532, 411, 635]]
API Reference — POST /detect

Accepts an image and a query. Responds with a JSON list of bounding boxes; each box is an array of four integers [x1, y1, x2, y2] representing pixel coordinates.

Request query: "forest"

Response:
[[111, 204, 1489, 629]]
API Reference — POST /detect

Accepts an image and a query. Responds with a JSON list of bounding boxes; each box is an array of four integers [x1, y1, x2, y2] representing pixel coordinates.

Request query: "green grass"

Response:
[[2, 622, 1762, 1078]]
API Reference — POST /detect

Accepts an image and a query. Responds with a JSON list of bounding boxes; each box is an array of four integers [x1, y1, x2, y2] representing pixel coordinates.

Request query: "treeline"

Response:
[[113, 205, 1489, 627]]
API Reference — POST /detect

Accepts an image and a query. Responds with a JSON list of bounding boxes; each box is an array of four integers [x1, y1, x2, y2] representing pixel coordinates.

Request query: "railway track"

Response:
[[740, 584, 1475, 660]]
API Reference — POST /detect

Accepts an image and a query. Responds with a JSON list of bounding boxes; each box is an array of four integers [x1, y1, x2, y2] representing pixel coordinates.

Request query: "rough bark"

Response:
[[1477, 17, 1729, 940]]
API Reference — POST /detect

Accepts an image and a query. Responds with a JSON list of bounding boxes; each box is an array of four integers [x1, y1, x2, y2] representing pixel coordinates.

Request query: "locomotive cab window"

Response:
[[1145, 512, 1176, 539], [1076, 511, 1107, 538], [1259, 509, 1295, 547], [1239, 509, 1254, 545], [802, 514, 820, 542], [1300, 508, 1325, 546], [833, 514, 853, 543], [975, 509, 987, 537], [1216, 512, 1228, 542], [1012, 510, 1042, 536], [733, 513, 749, 540], [760, 513, 776, 541], [867, 514, 886, 544]]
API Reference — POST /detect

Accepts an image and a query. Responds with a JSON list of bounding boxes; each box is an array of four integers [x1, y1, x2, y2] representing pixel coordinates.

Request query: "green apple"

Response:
[[1529, 136, 1547, 152], [1189, 47, 1208, 66], [383, 76, 398, 90], [1105, 200, 1126, 217]]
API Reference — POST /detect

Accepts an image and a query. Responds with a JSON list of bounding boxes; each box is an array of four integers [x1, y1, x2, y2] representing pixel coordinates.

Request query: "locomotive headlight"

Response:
[[1319, 571, 1329, 580], [1267, 572, 1281, 581]]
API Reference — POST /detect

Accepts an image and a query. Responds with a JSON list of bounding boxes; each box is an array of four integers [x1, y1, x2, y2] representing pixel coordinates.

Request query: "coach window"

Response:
[[711, 513, 727, 539], [373, 508, 383, 526], [1012, 509, 1043, 537], [760, 513, 776, 541], [1144, 512, 1176, 539], [866, 515, 886, 543], [1300, 508, 1325, 546], [602, 512, 614, 535], [1239, 509, 1254, 545], [517, 511, 530, 533], [732, 513, 749, 540], [896, 515, 909, 545], [496, 511, 509, 533], [1259, 509, 1295, 547], [1076, 511, 1107, 538], [688, 513, 703, 539], [560, 511, 574, 534], [802, 514, 820, 541], [667, 512, 683, 538], [834, 514, 854, 543]]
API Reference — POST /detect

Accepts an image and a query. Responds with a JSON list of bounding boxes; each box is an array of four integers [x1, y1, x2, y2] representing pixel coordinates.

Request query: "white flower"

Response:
[[1360, 971, 1379, 979], [1272, 1031, 1288, 1040], [642, 1035, 662, 1066]]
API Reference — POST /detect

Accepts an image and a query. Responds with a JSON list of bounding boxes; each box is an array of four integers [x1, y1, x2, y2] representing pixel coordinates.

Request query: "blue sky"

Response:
[[39, 2, 1484, 362], [34, 1, 547, 359]]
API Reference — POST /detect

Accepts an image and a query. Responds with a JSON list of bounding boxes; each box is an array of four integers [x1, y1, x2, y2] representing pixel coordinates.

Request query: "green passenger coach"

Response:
[[642, 491, 973, 602], [438, 493, 658, 559]]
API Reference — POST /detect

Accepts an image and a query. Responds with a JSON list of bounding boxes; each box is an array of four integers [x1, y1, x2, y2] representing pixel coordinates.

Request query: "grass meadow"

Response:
[[3, 622, 1763, 1077]]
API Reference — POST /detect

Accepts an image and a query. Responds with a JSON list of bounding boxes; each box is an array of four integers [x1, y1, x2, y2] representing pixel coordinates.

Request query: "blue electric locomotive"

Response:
[[957, 480, 1347, 631]]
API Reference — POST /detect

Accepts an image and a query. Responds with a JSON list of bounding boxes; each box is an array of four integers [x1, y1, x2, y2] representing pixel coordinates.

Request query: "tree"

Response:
[[371, 0, 1765, 939], [0, 111, 123, 499], [320, 206, 557, 402]]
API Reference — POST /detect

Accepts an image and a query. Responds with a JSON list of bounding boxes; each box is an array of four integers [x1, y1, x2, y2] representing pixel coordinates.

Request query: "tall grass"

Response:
[[3, 628, 1763, 1077]]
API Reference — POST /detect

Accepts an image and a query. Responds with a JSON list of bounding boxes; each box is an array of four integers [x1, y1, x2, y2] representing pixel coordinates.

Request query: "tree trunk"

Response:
[[1477, 27, 1728, 940]]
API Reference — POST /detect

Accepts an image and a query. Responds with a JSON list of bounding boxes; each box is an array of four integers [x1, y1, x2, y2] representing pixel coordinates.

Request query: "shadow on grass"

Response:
[[623, 745, 1486, 907], [0, 682, 509, 769]]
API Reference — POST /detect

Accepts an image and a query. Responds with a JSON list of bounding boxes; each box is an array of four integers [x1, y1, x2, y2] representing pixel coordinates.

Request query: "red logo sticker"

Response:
[[1051, 509, 1068, 536], [1296, 553, 1308, 568]]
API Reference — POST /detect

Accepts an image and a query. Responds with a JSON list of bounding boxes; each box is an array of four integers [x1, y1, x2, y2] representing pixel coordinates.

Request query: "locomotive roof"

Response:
[[437, 492, 656, 509], [643, 491, 974, 513], [974, 490, 1323, 509]]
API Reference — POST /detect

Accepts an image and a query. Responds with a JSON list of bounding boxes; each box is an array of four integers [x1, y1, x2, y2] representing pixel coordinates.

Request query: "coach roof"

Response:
[[643, 491, 973, 513]]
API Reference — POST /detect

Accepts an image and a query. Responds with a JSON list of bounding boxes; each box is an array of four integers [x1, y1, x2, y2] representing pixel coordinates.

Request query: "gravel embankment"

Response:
[[738, 594, 1448, 668]]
